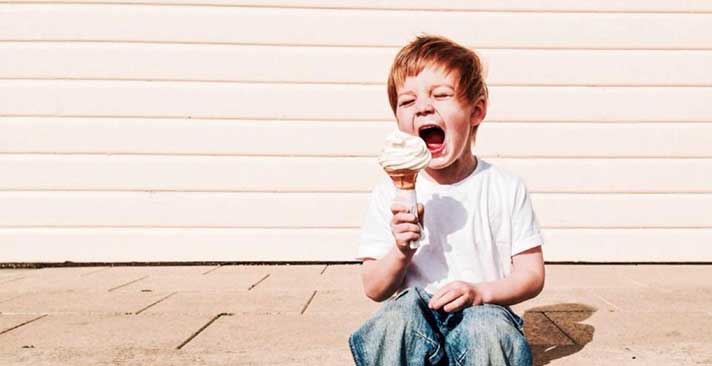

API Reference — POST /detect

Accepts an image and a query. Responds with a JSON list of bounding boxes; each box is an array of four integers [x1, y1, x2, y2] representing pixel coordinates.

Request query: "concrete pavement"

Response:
[[1, 264, 711, 365]]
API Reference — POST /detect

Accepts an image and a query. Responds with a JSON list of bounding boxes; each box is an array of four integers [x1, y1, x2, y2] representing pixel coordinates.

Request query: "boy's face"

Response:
[[395, 66, 485, 170]]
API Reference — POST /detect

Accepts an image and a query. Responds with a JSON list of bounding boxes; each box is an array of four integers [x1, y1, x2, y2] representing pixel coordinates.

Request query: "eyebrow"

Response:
[[431, 83, 455, 89], [397, 83, 454, 97], [397, 91, 415, 98]]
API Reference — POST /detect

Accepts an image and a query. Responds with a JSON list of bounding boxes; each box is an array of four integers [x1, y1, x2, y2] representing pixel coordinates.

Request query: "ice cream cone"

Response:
[[386, 169, 419, 190]]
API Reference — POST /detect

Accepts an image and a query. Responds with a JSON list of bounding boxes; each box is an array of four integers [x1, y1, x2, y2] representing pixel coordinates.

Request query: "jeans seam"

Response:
[[455, 348, 467, 366], [413, 329, 442, 364], [348, 334, 365, 366]]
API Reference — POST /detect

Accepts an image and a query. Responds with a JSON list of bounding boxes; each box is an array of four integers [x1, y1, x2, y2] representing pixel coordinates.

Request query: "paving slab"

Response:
[[144, 289, 315, 315], [184, 313, 360, 365], [615, 264, 712, 289], [533, 341, 712, 366], [109, 266, 267, 292], [305, 289, 380, 315], [0, 290, 172, 315], [0, 267, 155, 292], [511, 288, 615, 314], [0, 314, 45, 334], [0, 313, 213, 365], [0, 269, 38, 279], [590, 287, 712, 312], [315, 265, 363, 292], [239, 265, 325, 291], [0, 264, 710, 365], [523, 312, 575, 346], [543, 265, 645, 289], [548, 310, 712, 347]]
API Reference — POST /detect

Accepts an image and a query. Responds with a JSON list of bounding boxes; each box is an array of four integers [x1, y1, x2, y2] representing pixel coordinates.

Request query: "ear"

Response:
[[470, 97, 487, 127]]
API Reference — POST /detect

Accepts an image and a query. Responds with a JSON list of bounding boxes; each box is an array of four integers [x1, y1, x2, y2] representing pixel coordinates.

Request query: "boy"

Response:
[[349, 35, 545, 365]]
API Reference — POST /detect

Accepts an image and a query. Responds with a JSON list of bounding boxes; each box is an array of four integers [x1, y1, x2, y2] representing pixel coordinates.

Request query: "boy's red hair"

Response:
[[387, 35, 488, 114]]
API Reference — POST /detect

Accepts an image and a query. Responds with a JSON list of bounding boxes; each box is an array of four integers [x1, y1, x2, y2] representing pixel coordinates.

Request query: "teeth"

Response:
[[419, 125, 442, 132]]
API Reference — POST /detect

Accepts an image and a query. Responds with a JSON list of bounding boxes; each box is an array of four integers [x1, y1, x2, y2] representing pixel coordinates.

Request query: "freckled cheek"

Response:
[[395, 112, 413, 130]]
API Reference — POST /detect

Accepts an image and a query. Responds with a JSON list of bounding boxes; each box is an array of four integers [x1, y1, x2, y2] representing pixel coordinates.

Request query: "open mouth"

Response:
[[419, 124, 446, 154]]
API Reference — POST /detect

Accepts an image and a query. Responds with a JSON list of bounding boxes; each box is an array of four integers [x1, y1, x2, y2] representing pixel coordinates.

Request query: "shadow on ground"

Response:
[[523, 303, 597, 366]]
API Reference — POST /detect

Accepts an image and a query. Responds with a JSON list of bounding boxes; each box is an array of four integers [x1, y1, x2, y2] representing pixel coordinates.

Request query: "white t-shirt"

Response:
[[357, 157, 544, 295]]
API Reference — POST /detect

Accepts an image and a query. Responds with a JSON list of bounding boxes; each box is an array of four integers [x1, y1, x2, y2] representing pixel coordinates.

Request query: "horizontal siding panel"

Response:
[[2, 118, 711, 158], [3, 81, 712, 121], [7, 1, 712, 12], [543, 229, 712, 262], [0, 155, 386, 192], [2, 5, 712, 49], [0, 228, 359, 262], [476, 123, 712, 158], [1, 192, 711, 228], [2, 155, 712, 193], [5, 44, 712, 86], [1, 228, 711, 262]]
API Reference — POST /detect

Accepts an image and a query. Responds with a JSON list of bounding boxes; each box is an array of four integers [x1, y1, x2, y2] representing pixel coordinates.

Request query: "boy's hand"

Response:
[[390, 203, 425, 255], [428, 281, 485, 312]]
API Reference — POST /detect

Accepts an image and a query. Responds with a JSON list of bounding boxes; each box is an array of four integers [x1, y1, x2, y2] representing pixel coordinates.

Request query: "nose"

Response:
[[415, 97, 434, 116]]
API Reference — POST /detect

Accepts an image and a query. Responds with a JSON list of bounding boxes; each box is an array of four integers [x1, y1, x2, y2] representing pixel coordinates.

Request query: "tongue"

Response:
[[421, 128, 445, 149]]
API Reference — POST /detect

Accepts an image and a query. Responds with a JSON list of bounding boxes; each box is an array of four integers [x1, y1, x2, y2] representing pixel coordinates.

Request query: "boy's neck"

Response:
[[423, 154, 478, 185]]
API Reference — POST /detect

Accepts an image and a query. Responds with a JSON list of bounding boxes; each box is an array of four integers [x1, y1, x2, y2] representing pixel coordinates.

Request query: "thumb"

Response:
[[417, 203, 425, 223]]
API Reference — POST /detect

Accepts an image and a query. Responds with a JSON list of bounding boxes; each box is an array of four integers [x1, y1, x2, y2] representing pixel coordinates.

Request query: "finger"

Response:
[[392, 223, 421, 234], [429, 282, 466, 306], [429, 282, 458, 303], [395, 232, 420, 246], [427, 285, 450, 306], [390, 203, 409, 215], [443, 294, 470, 313], [429, 288, 460, 310], [391, 212, 418, 225]]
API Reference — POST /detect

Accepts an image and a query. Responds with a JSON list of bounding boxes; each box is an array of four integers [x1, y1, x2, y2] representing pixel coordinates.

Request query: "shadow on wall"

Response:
[[523, 303, 596, 366]]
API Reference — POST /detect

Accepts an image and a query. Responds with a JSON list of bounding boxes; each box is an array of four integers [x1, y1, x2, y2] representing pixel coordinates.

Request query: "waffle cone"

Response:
[[385, 169, 419, 190]]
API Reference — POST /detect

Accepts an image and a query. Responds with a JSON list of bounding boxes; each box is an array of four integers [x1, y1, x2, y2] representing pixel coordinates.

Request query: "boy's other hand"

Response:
[[428, 281, 484, 312], [390, 203, 425, 255]]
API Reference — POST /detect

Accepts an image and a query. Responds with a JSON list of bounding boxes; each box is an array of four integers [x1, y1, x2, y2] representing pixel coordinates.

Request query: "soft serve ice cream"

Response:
[[378, 130, 431, 176], [378, 130, 431, 248]]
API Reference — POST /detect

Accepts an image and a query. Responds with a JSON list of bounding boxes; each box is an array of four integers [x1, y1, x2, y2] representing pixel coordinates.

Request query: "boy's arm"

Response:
[[361, 247, 413, 302], [361, 203, 424, 302], [428, 245, 544, 312]]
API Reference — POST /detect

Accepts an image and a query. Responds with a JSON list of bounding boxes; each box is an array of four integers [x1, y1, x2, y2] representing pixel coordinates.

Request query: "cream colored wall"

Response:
[[1, 1, 711, 262]]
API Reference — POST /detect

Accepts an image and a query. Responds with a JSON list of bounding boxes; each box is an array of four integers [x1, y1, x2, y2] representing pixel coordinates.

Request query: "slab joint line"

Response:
[[542, 311, 578, 346], [176, 312, 233, 350], [108, 275, 149, 292], [247, 274, 270, 291], [134, 291, 178, 315], [0, 314, 48, 336], [202, 265, 222, 275], [301, 290, 318, 315]]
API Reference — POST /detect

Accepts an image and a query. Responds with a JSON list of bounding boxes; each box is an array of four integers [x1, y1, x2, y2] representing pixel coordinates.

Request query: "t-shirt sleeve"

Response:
[[356, 183, 395, 260], [510, 179, 544, 256]]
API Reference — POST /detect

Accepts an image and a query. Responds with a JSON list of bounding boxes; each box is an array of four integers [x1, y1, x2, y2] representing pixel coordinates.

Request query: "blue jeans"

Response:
[[349, 287, 532, 366]]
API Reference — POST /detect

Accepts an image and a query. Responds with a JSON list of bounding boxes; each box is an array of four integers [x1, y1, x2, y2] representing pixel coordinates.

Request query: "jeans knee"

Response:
[[351, 287, 429, 337], [349, 287, 441, 365], [379, 287, 429, 327], [469, 305, 523, 338], [451, 305, 531, 365]]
